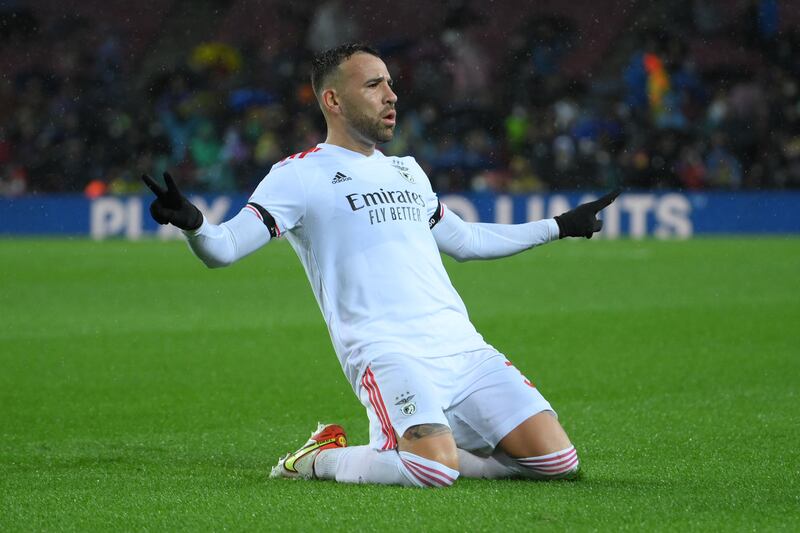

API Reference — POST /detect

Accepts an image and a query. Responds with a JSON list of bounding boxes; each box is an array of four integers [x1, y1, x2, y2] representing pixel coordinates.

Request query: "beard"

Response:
[[342, 104, 395, 144]]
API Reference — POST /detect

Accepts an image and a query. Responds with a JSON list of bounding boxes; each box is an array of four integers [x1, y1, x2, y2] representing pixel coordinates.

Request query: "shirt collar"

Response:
[[317, 143, 384, 160]]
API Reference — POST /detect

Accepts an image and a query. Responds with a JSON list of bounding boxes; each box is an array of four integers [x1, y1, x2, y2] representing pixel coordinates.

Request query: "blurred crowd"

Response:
[[1, 0, 799, 197]]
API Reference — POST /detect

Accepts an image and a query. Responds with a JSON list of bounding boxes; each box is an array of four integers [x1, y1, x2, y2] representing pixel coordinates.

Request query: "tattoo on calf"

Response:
[[403, 424, 451, 440]]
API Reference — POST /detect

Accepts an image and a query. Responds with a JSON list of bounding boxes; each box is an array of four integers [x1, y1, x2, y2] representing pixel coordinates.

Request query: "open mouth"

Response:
[[382, 110, 396, 125]]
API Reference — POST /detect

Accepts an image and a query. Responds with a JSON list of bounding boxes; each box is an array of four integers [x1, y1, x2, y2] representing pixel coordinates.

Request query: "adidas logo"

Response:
[[332, 171, 352, 184]]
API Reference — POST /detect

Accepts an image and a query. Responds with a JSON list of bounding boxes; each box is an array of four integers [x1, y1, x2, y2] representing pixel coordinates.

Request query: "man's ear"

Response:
[[323, 88, 341, 115]]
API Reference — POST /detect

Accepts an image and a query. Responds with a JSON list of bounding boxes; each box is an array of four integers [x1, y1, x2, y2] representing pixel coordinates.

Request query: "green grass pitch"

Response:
[[1, 237, 798, 531]]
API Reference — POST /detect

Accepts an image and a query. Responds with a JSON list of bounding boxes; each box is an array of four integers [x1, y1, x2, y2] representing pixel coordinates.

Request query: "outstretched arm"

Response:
[[432, 204, 559, 262], [182, 210, 271, 268], [142, 173, 271, 268], [431, 190, 621, 261]]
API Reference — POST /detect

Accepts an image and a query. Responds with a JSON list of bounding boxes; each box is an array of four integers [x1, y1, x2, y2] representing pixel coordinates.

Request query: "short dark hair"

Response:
[[310, 42, 381, 97]]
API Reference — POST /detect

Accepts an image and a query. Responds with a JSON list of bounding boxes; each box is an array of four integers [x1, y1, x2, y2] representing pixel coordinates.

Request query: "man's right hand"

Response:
[[141, 172, 203, 231]]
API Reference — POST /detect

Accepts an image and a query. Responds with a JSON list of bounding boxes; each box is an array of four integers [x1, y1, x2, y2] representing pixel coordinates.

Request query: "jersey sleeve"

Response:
[[183, 209, 272, 268], [247, 163, 307, 236], [432, 205, 559, 261]]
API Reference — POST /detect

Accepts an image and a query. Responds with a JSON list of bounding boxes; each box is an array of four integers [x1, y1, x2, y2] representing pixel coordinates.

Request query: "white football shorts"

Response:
[[357, 348, 555, 454]]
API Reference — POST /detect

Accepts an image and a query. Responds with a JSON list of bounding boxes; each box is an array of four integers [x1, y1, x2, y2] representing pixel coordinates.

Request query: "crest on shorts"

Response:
[[391, 159, 415, 184], [394, 392, 416, 416]]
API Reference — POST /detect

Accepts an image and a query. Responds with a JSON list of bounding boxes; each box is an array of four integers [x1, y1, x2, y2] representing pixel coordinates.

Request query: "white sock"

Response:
[[314, 446, 404, 484], [314, 446, 459, 487], [456, 448, 521, 479]]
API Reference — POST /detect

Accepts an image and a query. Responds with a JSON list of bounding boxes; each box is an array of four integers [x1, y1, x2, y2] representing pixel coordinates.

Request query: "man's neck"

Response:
[[325, 131, 376, 157]]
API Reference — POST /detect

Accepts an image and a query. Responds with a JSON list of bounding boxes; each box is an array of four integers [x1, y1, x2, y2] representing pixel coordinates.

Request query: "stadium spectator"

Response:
[[705, 133, 744, 189]]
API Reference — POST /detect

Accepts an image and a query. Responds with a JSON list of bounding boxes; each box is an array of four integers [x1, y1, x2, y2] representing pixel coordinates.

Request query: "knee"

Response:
[[414, 446, 459, 476], [515, 445, 580, 480], [404, 441, 460, 473], [398, 424, 460, 471], [397, 424, 460, 487]]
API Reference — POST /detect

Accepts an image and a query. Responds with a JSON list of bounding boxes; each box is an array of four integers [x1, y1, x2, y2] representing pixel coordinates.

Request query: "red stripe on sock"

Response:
[[520, 455, 579, 474], [404, 461, 439, 487], [523, 457, 578, 472], [532, 459, 579, 476], [517, 447, 579, 476], [401, 459, 440, 487], [518, 454, 578, 471], [404, 458, 456, 484], [517, 447, 576, 465]]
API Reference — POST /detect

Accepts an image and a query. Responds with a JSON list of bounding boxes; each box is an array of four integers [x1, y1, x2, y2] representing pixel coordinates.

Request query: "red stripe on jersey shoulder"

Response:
[[299, 147, 322, 158], [277, 146, 322, 164]]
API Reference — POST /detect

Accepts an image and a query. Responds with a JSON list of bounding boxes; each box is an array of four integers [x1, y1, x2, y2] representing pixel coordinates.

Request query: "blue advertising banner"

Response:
[[1, 192, 799, 239]]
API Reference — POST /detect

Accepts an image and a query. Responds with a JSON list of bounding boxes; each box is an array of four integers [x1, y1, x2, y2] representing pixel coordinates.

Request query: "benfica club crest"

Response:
[[395, 392, 417, 416]]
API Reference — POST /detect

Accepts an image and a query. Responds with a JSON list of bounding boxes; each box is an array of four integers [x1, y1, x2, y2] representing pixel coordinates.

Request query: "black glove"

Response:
[[141, 172, 203, 231], [554, 189, 621, 239]]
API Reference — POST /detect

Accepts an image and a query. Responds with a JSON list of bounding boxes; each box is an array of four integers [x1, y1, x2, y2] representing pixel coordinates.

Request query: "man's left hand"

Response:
[[554, 189, 622, 239]]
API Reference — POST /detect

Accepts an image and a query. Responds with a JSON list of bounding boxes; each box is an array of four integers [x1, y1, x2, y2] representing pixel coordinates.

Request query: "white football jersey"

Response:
[[249, 143, 491, 387]]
